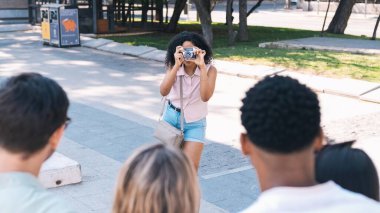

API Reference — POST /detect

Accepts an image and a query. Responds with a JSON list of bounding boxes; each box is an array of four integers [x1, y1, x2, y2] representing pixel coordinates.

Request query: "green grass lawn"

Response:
[[108, 22, 380, 82]]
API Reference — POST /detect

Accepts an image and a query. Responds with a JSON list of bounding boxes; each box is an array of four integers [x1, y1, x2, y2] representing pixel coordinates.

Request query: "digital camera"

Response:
[[183, 48, 196, 61]]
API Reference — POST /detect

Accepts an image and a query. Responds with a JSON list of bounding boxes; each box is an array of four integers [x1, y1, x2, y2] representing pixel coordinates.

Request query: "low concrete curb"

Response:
[[360, 87, 380, 103], [0, 24, 33, 33], [279, 71, 380, 98], [81, 38, 113, 48], [39, 152, 82, 188], [97, 42, 157, 57], [214, 59, 285, 79], [80, 36, 380, 104], [139, 49, 167, 62], [259, 37, 380, 55]]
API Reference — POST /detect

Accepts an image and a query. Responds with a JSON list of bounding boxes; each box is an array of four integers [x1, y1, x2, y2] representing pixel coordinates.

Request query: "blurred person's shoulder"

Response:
[[241, 181, 380, 213], [0, 172, 76, 213]]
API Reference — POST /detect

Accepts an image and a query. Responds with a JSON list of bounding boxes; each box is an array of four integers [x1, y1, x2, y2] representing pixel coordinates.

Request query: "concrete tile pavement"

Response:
[[1, 30, 379, 212], [50, 138, 120, 212], [51, 101, 256, 213], [80, 35, 380, 104]]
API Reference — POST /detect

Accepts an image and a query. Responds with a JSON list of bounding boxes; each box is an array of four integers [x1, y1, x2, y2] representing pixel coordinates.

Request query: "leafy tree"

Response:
[[238, 0, 248, 41], [193, 0, 213, 45], [372, 13, 380, 40], [166, 0, 187, 32], [326, 0, 356, 34]]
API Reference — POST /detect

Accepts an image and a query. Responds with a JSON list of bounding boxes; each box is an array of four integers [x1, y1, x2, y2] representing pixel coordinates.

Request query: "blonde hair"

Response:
[[112, 143, 200, 213]]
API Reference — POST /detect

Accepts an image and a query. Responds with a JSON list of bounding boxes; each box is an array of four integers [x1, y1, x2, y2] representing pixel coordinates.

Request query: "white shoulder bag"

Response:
[[153, 76, 184, 148]]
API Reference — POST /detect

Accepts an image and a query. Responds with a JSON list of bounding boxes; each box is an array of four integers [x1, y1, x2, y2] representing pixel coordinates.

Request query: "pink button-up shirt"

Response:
[[167, 64, 211, 123]]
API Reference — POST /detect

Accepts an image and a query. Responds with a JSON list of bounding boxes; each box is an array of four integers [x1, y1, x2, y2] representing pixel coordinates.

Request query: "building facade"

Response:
[[0, 0, 29, 23]]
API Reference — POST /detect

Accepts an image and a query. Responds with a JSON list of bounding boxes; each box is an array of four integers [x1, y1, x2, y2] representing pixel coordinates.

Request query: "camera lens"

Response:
[[184, 52, 191, 57]]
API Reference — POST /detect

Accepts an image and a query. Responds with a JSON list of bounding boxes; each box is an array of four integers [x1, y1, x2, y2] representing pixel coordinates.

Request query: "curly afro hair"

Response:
[[240, 75, 321, 153], [165, 31, 213, 68]]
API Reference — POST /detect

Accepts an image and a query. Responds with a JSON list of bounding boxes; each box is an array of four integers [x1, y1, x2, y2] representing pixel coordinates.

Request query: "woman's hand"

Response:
[[174, 46, 184, 68], [192, 47, 206, 68]]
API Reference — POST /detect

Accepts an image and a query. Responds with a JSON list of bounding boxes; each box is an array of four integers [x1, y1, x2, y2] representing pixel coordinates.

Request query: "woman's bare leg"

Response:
[[182, 141, 204, 172]]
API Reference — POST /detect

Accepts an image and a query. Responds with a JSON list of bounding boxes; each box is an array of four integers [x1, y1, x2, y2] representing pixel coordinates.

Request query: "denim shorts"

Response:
[[162, 105, 207, 143]]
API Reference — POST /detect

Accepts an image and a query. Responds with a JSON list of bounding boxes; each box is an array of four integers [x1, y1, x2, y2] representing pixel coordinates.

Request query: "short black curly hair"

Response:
[[240, 75, 321, 153], [165, 31, 213, 68]]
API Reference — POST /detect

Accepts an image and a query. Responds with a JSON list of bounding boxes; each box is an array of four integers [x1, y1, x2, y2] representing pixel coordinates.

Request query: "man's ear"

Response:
[[240, 133, 250, 155], [48, 125, 65, 149], [313, 128, 324, 152]]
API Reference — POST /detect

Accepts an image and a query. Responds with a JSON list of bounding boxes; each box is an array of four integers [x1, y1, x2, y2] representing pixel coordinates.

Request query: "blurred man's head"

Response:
[[0, 73, 69, 162], [240, 76, 323, 189]]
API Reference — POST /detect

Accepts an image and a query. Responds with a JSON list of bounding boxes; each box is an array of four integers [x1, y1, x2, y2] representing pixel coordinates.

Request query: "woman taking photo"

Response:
[[160, 31, 217, 171]]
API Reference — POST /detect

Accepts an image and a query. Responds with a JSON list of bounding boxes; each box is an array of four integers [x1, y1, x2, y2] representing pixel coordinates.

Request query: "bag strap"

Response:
[[158, 76, 184, 133], [158, 96, 166, 121], [179, 76, 184, 133]]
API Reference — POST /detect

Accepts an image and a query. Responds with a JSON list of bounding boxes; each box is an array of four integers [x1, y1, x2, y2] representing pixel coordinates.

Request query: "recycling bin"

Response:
[[40, 6, 50, 44], [40, 4, 80, 47]]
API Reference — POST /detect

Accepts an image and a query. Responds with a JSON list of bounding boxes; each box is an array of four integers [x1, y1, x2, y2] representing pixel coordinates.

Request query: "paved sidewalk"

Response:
[[80, 35, 380, 104], [1, 30, 379, 213]]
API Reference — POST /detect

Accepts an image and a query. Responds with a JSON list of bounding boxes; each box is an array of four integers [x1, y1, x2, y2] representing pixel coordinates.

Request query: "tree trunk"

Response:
[[166, 0, 187, 33], [321, 0, 332, 36], [193, 0, 213, 46], [284, 0, 292, 9], [372, 13, 380, 40], [141, 0, 149, 24], [238, 0, 248, 41], [227, 0, 237, 45], [326, 0, 356, 34], [247, 0, 264, 17], [155, 0, 164, 25], [121, 0, 126, 24], [225, 0, 234, 23], [297, 0, 304, 9]]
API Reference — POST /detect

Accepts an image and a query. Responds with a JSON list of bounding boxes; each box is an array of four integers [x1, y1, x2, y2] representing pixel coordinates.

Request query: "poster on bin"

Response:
[[59, 9, 80, 46], [50, 9, 60, 46]]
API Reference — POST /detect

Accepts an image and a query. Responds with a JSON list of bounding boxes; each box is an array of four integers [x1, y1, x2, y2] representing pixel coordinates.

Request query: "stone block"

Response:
[[97, 42, 156, 56], [139, 49, 167, 62], [81, 38, 113, 48], [39, 152, 82, 188]]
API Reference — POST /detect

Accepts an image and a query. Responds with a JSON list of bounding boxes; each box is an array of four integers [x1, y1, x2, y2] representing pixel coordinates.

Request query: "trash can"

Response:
[[40, 4, 80, 47], [41, 5, 50, 45]]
